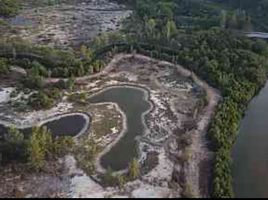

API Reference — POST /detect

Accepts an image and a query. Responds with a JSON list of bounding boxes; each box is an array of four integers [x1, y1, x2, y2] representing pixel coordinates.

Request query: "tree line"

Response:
[[119, 0, 268, 197]]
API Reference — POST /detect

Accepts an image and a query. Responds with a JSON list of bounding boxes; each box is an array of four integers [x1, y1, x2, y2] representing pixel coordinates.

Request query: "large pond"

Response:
[[233, 81, 268, 198], [89, 86, 151, 171], [0, 114, 89, 138]]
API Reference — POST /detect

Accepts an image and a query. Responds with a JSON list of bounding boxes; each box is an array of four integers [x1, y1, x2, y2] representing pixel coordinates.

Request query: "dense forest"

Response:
[[116, 0, 268, 31]]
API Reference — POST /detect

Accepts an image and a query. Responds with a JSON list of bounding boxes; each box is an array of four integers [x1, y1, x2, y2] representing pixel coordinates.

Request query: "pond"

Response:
[[0, 113, 89, 139], [233, 81, 268, 198], [88, 86, 151, 171]]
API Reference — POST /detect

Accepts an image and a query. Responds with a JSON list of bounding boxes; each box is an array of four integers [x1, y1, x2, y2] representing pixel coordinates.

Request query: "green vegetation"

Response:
[[27, 88, 61, 110], [115, 1, 268, 197], [128, 158, 140, 180], [215, 0, 268, 31], [0, 126, 73, 171], [0, 37, 105, 78], [27, 127, 53, 170], [0, 0, 267, 197], [0, 0, 19, 17], [28, 126, 74, 171], [1, 126, 27, 163], [0, 58, 10, 74]]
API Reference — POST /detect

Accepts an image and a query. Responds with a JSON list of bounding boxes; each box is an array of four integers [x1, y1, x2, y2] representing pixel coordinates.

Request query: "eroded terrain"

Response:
[[2, 0, 131, 47], [0, 54, 220, 198]]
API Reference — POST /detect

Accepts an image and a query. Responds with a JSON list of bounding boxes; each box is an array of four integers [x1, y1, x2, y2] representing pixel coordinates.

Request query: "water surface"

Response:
[[89, 86, 151, 171], [233, 81, 268, 198], [0, 114, 88, 138]]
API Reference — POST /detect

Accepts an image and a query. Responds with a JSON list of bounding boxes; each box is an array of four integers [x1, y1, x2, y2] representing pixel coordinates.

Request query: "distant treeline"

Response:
[[213, 0, 268, 31]]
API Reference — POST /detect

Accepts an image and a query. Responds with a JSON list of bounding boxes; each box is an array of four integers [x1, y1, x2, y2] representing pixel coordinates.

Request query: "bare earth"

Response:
[[0, 53, 220, 198]]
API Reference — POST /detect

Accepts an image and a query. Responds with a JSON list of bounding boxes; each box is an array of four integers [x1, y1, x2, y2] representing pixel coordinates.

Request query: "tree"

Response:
[[80, 45, 93, 62], [166, 20, 177, 41], [156, 1, 175, 20], [2, 126, 26, 161], [27, 127, 53, 171], [220, 10, 227, 28], [145, 18, 156, 38], [27, 127, 46, 171], [117, 175, 126, 189], [128, 158, 140, 180], [5, 126, 24, 145], [22, 75, 45, 89], [227, 12, 238, 29], [28, 91, 54, 110], [30, 61, 48, 77], [0, 58, 9, 75], [66, 77, 75, 90]]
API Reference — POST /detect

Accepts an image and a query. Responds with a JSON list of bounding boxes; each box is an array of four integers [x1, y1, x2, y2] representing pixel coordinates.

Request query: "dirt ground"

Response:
[[0, 53, 220, 198], [3, 0, 131, 48], [63, 54, 220, 198]]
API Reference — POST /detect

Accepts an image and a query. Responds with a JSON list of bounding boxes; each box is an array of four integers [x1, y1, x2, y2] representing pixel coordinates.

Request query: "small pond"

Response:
[[0, 113, 89, 139]]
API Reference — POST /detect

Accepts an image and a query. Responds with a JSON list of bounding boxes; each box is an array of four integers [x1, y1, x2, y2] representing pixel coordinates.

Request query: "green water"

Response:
[[233, 81, 268, 198], [89, 86, 151, 171]]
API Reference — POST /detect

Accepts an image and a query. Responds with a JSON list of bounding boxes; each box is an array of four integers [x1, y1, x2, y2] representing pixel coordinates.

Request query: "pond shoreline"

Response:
[[0, 112, 91, 138], [88, 84, 154, 174]]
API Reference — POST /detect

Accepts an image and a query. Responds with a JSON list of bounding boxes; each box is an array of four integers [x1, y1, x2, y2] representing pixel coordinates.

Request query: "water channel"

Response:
[[233, 81, 268, 198]]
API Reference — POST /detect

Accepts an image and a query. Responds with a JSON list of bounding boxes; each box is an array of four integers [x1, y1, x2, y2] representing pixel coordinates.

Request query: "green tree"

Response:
[[0, 58, 9, 75], [3, 126, 26, 161], [166, 20, 177, 41], [117, 175, 126, 189], [28, 127, 46, 171], [5, 126, 24, 145], [128, 158, 140, 180], [145, 18, 157, 38]]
